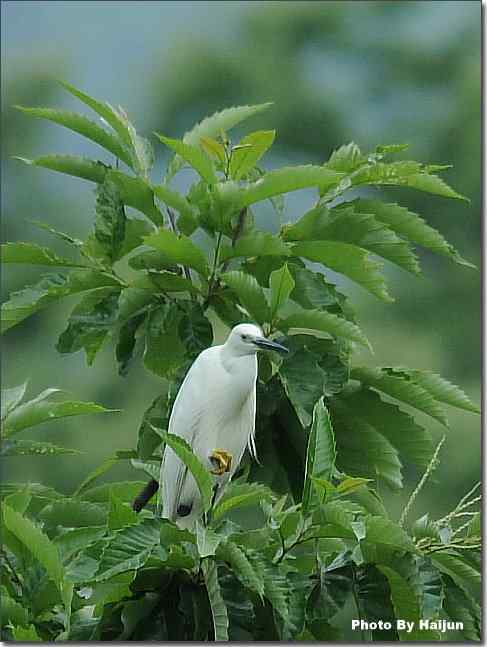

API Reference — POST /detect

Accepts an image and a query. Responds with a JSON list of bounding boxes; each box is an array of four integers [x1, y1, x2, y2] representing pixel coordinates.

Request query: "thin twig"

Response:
[[399, 435, 446, 528]]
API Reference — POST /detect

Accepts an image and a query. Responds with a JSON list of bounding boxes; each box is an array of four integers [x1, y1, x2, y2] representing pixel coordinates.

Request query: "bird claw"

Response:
[[209, 449, 233, 475]]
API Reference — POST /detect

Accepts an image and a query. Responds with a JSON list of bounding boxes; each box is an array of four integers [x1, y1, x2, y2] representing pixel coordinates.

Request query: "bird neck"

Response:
[[220, 346, 258, 374]]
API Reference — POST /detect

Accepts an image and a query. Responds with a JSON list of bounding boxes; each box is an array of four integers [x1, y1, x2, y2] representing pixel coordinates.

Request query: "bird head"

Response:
[[225, 323, 289, 356]]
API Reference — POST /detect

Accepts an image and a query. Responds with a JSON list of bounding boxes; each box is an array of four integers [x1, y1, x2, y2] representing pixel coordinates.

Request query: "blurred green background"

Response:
[[2, 1, 481, 522]]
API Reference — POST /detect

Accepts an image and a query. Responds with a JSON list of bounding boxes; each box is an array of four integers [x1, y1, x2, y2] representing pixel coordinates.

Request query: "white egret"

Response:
[[154, 323, 288, 528]]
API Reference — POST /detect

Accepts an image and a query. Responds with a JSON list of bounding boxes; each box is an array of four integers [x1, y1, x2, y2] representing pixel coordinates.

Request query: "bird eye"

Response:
[[241, 334, 248, 341]]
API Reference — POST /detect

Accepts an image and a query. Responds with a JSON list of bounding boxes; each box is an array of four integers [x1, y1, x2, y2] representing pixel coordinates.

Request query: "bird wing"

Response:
[[160, 349, 214, 521]]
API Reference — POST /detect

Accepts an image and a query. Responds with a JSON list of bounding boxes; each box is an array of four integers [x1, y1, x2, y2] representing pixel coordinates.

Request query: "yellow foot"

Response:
[[209, 449, 233, 475]]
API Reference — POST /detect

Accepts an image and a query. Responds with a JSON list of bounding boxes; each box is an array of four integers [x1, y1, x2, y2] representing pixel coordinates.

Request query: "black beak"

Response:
[[253, 337, 289, 354]]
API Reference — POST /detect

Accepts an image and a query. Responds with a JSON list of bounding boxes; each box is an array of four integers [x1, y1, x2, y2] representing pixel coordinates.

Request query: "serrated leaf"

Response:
[[221, 270, 270, 323], [269, 263, 295, 318], [331, 402, 403, 489], [279, 346, 325, 428], [241, 165, 342, 206], [326, 142, 367, 173], [3, 391, 113, 437], [279, 307, 370, 349], [302, 398, 336, 511], [196, 522, 221, 557], [160, 430, 214, 513], [400, 368, 480, 414], [16, 157, 162, 224], [56, 288, 120, 365], [443, 577, 480, 641], [116, 310, 147, 376], [199, 135, 226, 162], [432, 552, 481, 600], [3, 504, 64, 585], [202, 560, 229, 641], [54, 526, 106, 561], [291, 240, 393, 302], [167, 103, 273, 179], [212, 481, 274, 521], [16, 105, 133, 166], [81, 481, 147, 504], [96, 519, 160, 581], [0, 439, 81, 457], [39, 499, 107, 528], [378, 565, 438, 640], [350, 366, 448, 426], [230, 130, 275, 180], [364, 516, 416, 552], [221, 231, 290, 262], [92, 177, 127, 263], [217, 541, 265, 597], [333, 387, 434, 468], [351, 160, 468, 201], [352, 199, 474, 268], [284, 203, 420, 274], [144, 228, 209, 276], [143, 303, 186, 378], [108, 491, 139, 531], [156, 133, 216, 184], [178, 303, 213, 356], [1, 242, 83, 267], [1, 269, 120, 333], [59, 80, 133, 148]]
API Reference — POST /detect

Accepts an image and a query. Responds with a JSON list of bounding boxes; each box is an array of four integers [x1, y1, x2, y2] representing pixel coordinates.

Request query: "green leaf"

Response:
[[108, 491, 139, 531], [143, 303, 186, 378], [59, 80, 133, 149], [331, 402, 403, 489], [81, 481, 147, 504], [230, 130, 275, 180], [279, 307, 370, 349], [279, 346, 325, 428], [54, 526, 107, 561], [212, 481, 274, 521], [116, 311, 147, 376], [350, 366, 448, 426], [16, 157, 162, 225], [432, 552, 481, 600], [96, 519, 160, 581], [1, 382, 28, 420], [399, 368, 480, 415], [199, 135, 226, 162], [91, 177, 127, 263], [221, 270, 270, 323], [0, 439, 82, 457], [443, 577, 480, 641], [178, 303, 213, 356], [269, 263, 295, 318], [144, 228, 209, 276], [155, 133, 216, 184], [3, 390, 113, 437], [351, 160, 468, 201], [291, 240, 393, 302], [352, 200, 475, 268], [378, 565, 438, 640], [196, 522, 222, 558], [56, 288, 120, 366], [39, 499, 107, 528], [364, 516, 416, 552], [153, 183, 197, 233], [1, 588, 29, 628], [1, 270, 121, 333], [217, 541, 265, 598], [2, 503, 64, 586], [16, 105, 133, 167], [242, 165, 342, 206], [202, 560, 229, 642], [1, 242, 83, 267], [11, 625, 41, 641], [332, 387, 434, 468], [302, 398, 336, 512], [160, 430, 214, 513], [167, 102, 272, 179], [220, 232, 290, 262], [326, 142, 367, 173], [284, 203, 420, 274]]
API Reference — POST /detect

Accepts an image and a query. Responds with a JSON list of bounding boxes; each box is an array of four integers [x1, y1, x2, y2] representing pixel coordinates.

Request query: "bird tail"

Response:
[[132, 479, 159, 512]]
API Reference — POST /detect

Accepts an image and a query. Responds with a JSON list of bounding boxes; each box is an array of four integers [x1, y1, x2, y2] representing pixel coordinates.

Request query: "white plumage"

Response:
[[159, 323, 288, 528]]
